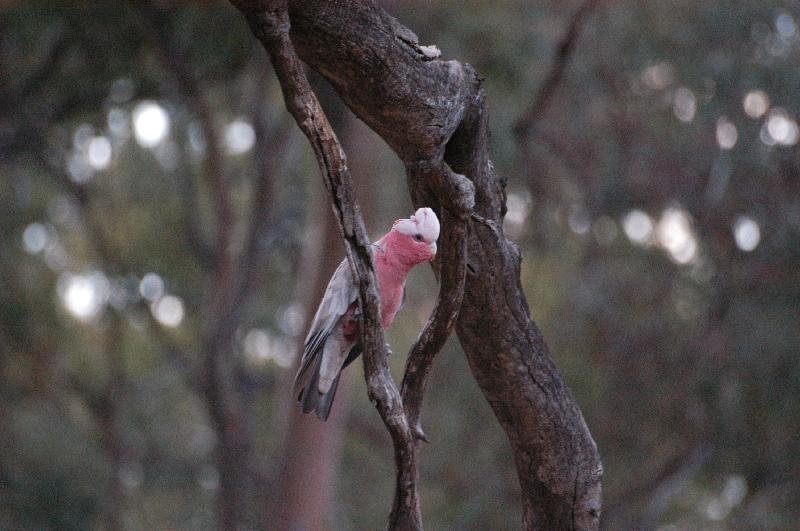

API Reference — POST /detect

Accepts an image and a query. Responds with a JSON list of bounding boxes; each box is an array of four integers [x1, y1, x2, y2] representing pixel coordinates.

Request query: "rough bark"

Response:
[[234, 0, 603, 528]]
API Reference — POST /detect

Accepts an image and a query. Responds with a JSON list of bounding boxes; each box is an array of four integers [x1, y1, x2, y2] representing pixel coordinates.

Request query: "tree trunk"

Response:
[[283, 1, 603, 528], [203, 345, 252, 530], [273, 191, 351, 530]]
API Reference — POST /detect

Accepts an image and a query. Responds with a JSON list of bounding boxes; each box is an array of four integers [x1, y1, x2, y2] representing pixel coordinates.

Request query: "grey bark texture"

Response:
[[231, 0, 603, 529]]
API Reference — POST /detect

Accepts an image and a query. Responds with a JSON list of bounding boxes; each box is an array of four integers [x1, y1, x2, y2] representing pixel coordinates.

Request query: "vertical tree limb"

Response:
[[231, 1, 422, 527], [512, 0, 602, 211], [401, 162, 473, 443]]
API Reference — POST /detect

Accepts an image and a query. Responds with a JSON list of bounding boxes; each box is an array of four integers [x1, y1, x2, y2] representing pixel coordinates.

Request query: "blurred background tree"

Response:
[[1, 0, 799, 528]]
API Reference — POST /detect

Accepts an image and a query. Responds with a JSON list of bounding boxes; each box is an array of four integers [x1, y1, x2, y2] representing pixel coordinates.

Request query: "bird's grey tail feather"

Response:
[[297, 357, 339, 421], [299, 359, 320, 414], [315, 373, 341, 421], [293, 329, 327, 398], [296, 343, 362, 421], [343, 344, 362, 369]]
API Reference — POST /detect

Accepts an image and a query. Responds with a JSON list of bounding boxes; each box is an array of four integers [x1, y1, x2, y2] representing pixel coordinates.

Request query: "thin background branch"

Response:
[[513, 0, 602, 143]]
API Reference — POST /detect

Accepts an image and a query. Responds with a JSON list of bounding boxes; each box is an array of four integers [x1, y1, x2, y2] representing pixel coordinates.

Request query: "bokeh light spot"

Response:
[[657, 207, 698, 264], [622, 210, 654, 245], [22, 223, 48, 254], [673, 87, 697, 123], [73, 123, 94, 150], [57, 272, 110, 321], [279, 304, 305, 337], [743, 90, 769, 118], [107, 108, 130, 140], [764, 108, 799, 146], [504, 191, 531, 238], [67, 152, 93, 183], [732, 215, 760, 252], [139, 273, 165, 302], [224, 119, 256, 155], [641, 61, 674, 90], [133, 101, 170, 148], [716, 117, 738, 150], [243, 328, 293, 367], [776, 12, 797, 39], [151, 295, 185, 328], [722, 474, 748, 508], [86, 136, 112, 170], [568, 206, 591, 235]]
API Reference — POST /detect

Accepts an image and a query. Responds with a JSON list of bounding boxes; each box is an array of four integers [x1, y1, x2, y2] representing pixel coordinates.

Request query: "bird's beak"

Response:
[[429, 242, 437, 256]]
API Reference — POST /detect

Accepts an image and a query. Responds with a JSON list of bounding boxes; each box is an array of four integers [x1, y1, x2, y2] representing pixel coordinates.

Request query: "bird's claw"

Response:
[[413, 424, 430, 443]]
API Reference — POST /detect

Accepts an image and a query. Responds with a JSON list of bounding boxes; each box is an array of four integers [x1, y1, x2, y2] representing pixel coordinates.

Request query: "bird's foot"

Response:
[[413, 423, 430, 443]]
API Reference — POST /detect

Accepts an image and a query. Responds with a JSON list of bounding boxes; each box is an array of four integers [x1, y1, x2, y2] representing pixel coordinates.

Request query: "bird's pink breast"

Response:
[[357, 229, 434, 331], [376, 259, 406, 329]]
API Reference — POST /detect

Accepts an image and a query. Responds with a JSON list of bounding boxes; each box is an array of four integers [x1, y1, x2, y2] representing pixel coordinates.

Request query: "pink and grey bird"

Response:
[[294, 207, 440, 420]]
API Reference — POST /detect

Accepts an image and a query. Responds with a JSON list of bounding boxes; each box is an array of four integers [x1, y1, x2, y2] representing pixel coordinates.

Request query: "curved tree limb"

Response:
[[231, 1, 422, 527], [401, 162, 473, 443]]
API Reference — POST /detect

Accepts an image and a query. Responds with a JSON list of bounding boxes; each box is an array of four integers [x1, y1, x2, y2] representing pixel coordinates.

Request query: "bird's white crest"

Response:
[[394, 207, 440, 243]]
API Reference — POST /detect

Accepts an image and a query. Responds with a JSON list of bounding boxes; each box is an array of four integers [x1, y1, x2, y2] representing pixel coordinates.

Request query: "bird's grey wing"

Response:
[[293, 258, 357, 395]]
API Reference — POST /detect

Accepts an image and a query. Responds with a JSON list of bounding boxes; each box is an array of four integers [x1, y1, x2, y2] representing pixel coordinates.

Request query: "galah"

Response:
[[293, 207, 440, 420]]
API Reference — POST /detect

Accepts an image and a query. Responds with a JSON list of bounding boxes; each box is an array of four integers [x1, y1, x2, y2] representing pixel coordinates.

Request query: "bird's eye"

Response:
[[414, 233, 423, 242]]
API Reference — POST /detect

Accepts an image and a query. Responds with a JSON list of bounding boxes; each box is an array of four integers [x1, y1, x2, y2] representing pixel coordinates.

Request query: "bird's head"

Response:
[[389, 207, 440, 264]]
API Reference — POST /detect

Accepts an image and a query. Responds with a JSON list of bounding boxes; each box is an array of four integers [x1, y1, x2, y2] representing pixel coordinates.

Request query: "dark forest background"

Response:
[[1, 1, 799, 528]]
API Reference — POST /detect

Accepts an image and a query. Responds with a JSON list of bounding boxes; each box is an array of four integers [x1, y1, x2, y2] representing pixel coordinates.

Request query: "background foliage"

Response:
[[1, 1, 799, 528]]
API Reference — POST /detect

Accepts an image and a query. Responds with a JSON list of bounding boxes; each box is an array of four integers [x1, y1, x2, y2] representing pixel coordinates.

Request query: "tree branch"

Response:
[[235, 108, 284, 303], [401, 161, 473, 443], [513, 0, 601, 142], [602, 444, 711, 527], [133, 10, 256, 527], [231, 1, 422, 527], [1, 29, 71, 114]]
